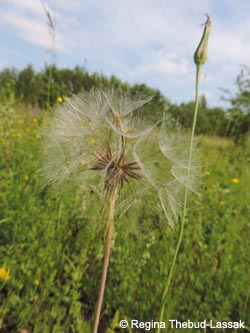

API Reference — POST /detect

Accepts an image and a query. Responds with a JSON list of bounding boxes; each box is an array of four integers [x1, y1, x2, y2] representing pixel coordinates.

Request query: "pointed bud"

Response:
[[194, 14, 211, 66]]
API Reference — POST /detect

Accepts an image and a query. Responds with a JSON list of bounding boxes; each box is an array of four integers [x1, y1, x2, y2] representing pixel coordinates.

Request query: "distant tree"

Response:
[[222, 65, 250, 143], [199, 94, 208, 109], [206, 107, 227, 136], [0, 67, 18, 102], [168, 97, 227, 136], [72, 66, 87, 93], [225, 65, 250, 114], [169, 102, 198, 130], [16, 64, 41, 106]]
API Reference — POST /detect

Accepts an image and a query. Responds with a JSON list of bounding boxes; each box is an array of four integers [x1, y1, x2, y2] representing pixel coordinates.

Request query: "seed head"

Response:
[[41, 90, 200, 227]]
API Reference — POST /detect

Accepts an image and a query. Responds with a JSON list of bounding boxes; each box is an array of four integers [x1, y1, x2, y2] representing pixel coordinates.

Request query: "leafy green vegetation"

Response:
[[1, 64, 249, 143], [1, 56, 249, 331], [0, 84, 249, 332]]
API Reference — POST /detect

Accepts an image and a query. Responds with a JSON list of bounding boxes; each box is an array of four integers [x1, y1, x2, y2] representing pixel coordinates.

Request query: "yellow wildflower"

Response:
[[24, 175, 29, 181], [17, 119, 24, 124], [33, 118, 38, 124], [57, 96, 63, 103], [204, 170, 210, 176], [231, 178, 240, 184], [0, 266, 11, 280], [34, 279, 40, 286], [219, 201, 224, 206]]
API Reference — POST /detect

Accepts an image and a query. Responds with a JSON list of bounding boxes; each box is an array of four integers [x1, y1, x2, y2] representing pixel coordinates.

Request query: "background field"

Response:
[[0, 92, 249, 332]]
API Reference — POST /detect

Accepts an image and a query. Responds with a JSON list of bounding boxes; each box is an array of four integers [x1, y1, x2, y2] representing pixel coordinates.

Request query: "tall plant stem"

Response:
[[40, 0, 56, 110], [157, 64, 202, 332], [93, 188, 118, 333]]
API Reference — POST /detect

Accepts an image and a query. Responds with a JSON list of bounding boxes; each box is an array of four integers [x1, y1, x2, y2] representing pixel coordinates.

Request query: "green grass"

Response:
[[0, 103, 249, 332]]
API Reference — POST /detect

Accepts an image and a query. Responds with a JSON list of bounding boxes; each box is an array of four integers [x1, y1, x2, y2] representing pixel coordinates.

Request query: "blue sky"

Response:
[[1, 0, 250, 108]]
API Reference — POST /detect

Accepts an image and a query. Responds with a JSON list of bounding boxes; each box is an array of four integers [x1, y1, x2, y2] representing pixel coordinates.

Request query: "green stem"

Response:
[[47, 32, 55, 110], [93, 188, 118, 333], [157, 65, 201, 332], [183, 64, 201, 213]]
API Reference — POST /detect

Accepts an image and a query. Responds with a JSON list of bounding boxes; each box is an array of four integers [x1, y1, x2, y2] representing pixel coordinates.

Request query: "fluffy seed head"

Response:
[[41, 90, 200, 227]]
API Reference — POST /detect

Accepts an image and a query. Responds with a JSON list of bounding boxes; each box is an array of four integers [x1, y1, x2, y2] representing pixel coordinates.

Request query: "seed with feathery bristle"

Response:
[[91, 146, 142, 191]]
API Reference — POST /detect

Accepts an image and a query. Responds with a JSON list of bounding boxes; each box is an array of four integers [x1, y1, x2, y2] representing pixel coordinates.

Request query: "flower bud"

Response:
[[194, 14, 211, 66]]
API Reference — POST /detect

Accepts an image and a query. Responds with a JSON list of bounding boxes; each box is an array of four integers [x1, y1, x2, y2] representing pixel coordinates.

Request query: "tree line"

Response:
[[0, 64, 249, 142]]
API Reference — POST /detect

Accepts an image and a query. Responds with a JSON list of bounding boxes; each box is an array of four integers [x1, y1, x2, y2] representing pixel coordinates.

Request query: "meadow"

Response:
[[0, 97, 249, 333]]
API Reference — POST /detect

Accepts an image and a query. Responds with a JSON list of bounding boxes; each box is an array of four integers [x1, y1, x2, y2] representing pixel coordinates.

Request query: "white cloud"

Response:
[[1, 0, 45, 16], [133, 51, 190, 78], [149, 56, 189, 75], [0, 0, 249, 107], [210, 25, 250, 66], [0, 4, 66, 51], [55, 0, 83, 11]]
